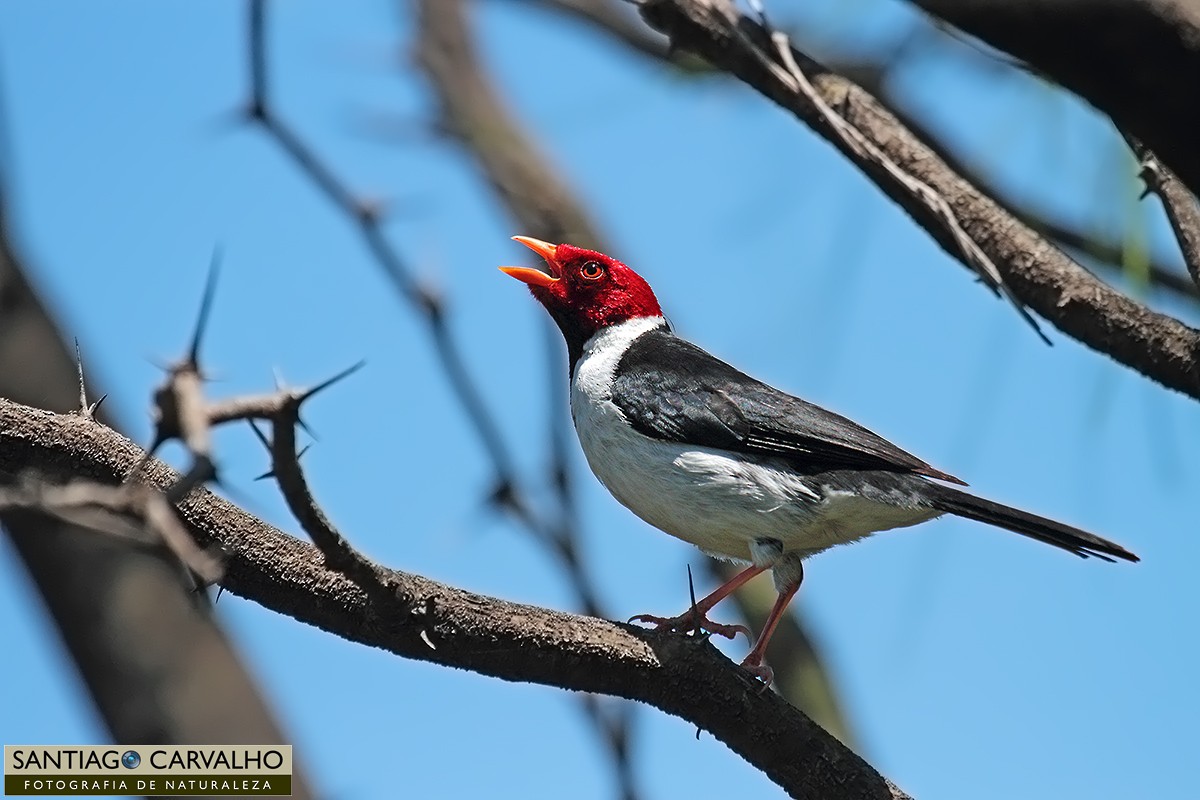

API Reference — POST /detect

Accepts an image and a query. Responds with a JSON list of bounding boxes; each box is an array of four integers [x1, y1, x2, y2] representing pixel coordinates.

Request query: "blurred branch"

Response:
[[0, 152, 310, 783], [510, 0, 675, 63], [249, 1, 640, 794], [413, 1, 636, 794], [246, 0, 517, 484], [415, 0, 855, 745], [638, 0, 1200, 401], [0, 396, 912, 800], [902, 0, 1200, 195]]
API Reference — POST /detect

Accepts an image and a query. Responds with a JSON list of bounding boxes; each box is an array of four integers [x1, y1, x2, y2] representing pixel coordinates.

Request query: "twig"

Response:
[[244, 0, 517, 479], [1124, 133, 1200, 293], [558, 6, 1199, 304], [746, 0, 1049, 344], [236, 363, 387, 593], [638, 0, 1200, 401]]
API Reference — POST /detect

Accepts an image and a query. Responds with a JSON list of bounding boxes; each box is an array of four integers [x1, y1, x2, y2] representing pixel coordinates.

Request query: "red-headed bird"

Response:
[[501, 236, 1137, 683]]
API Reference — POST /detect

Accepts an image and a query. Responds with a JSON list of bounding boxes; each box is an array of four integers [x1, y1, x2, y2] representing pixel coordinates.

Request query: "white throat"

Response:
[[573, 316, 666, 399]]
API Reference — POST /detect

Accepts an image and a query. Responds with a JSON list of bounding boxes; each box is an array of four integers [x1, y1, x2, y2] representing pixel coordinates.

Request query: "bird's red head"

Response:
[[501, 236, 663, 360]]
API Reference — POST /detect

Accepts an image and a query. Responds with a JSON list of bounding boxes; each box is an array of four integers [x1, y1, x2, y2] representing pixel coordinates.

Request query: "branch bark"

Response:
[[0, 396, 909, 800], [1125, 135, 1200, 293], [638, 0, 1200, 401], [538, 1, 1199, 305]]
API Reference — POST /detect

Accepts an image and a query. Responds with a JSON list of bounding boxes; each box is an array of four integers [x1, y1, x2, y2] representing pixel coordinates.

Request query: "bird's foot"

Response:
[[739, 655, 774, 687], [628, 609, 751, 641]]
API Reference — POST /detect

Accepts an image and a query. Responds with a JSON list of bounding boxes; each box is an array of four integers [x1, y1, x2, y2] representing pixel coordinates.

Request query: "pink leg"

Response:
[[740, 579, 801, 685], [630, 564, 766, 640]]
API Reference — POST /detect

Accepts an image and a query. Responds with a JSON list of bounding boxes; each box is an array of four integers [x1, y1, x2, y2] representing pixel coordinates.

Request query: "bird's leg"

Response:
[[629, 564, 765, 640], [740, 557, 804, 685]]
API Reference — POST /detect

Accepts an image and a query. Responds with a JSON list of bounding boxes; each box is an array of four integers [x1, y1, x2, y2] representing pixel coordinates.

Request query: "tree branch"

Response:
[[1124, 135, 1200, 293], [0, 145, 310, 783], [638, 0, 1200, 401], [903, 0, 1200, 195], [0, 396, 910, 800], [545, 3, 1199, 305]]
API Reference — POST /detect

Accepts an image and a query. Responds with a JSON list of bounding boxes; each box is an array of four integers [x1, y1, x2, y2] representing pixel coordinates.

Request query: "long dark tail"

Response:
[[928, 485, 1139, 563]]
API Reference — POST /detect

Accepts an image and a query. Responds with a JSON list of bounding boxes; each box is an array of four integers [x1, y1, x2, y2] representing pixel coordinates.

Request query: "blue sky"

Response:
[[2, 2, 1196, 798]]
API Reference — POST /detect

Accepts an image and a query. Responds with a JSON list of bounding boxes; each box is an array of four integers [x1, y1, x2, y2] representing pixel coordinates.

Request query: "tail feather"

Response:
[[929, 485, 1139, 563]]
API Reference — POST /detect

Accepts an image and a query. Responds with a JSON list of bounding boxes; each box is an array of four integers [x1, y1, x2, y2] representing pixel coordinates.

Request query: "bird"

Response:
[[500, 235, 1138, 683]]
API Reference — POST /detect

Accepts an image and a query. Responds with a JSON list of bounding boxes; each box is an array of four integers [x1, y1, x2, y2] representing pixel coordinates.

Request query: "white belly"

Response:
[[570, 319, 937, 562]]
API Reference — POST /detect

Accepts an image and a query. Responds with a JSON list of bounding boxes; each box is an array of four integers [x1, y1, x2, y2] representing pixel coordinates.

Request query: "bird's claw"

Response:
[[739, 656, 774, 687], [628, 610, 752, 641]]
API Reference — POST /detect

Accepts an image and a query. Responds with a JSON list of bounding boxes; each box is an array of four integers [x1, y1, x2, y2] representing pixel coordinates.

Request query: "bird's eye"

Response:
[[579, 261, 605, 281]]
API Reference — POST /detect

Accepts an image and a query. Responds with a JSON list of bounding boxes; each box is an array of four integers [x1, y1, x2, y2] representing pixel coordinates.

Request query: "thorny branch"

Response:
[[246, 1, 636, 793], [0, 395, 912, 800], [1124, 134, 1200, 294], [637, 0, 1200, 401], [748, 0, 1048, 344]]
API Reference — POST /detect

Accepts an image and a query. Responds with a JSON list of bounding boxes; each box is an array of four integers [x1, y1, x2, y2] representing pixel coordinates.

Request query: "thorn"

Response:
[[687, 564, 698, 617], [272, 366, 287, 392], [253, 445, 309, 481], [74, 338, 88, 414], [247, 419, 270, 450], [89, 395, 108, 417], [144, 433, 167, 461], [419, 629, 437, 650], [298, 360, 366, 405], [166, 454, 218, 503], [215, 586, 226, 604], [295, 413, 317, 441], [187, 247, 223, 370]]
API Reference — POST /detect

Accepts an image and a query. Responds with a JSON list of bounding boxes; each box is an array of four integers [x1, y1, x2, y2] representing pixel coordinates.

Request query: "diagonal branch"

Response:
[[412, 2, 640, 794], [546, 4, 1199, 305], [638, 0, 1200, 401], [246, 0, 516, 482], [1124, 135, 1200, 293], [0, 396, 911, 800]]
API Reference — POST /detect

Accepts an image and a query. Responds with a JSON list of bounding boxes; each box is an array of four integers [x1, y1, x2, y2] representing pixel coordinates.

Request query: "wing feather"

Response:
[[609, 329, 965, 485]]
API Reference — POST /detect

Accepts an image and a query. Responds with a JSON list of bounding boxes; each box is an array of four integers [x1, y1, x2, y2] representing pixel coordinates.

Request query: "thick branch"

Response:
[[550, 4, 1199, 305], [905, 0, 1200, 195], [640, 0, 1200, 401], [0, 396, 908, 800]]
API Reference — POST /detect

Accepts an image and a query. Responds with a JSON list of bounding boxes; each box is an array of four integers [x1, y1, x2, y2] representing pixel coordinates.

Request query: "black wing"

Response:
[[610, 328, 966, 484]]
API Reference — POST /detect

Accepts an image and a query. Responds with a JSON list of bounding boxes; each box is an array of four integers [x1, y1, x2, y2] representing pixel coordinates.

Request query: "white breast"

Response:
[[569, 318, 937, 562]]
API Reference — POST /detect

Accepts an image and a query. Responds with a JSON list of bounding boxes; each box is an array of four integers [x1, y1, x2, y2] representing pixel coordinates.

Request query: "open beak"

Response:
[[500, 235, 561, 288]]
